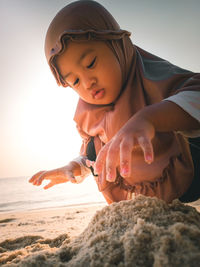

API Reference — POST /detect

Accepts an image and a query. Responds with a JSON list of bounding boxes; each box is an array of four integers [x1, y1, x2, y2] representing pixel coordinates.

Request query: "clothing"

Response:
[[164, 91, 200, 137], [44, 0, 200, 204], [85, 136, 200, 203], [179, 137, 200, 202]]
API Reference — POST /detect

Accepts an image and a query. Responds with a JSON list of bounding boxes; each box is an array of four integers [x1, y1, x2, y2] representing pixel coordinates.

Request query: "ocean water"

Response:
[[0, 176, 105, 213]]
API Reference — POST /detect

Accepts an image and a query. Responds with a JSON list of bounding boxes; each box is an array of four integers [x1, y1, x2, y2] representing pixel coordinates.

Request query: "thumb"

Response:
[[44, 182, 55, 190]]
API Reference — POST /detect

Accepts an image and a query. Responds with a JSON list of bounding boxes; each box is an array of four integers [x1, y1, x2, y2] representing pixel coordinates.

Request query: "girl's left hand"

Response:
[[94, 113, 155, 182]]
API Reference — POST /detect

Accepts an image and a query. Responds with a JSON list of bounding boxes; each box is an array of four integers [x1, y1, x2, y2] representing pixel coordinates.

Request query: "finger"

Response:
[[29, 171, 45, 183], [69, 177, 77, 183], [44, 181, 55, 190], [35, 171, 50, 186], [98, 165, 109, 191], [137, 136, 154, 164], [105, 141, 120, 182], [119, 137, 133, 177], [94, 144, 109, 174]]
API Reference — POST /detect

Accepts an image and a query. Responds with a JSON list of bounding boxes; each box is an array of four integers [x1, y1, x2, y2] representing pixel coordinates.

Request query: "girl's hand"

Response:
[[29, 162, 81, 189], [94, 113, 155, 182]]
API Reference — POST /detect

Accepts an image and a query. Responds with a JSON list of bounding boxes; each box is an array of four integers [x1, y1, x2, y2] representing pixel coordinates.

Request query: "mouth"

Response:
[[91, 88, 105, 100]]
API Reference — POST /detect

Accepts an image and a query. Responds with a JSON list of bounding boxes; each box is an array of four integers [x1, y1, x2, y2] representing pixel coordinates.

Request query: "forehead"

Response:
[[57, 40, 111, 63]]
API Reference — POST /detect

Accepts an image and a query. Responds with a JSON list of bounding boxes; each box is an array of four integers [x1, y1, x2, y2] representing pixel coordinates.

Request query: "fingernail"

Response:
[[106, 171, 114, 182], [121, 167, 129, 176], [146, 155, 153, 164]]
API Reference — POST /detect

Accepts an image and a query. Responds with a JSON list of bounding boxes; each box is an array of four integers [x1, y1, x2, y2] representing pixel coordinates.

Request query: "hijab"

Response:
[[45, 0, 133, 86], [45, 0, 199, 203]]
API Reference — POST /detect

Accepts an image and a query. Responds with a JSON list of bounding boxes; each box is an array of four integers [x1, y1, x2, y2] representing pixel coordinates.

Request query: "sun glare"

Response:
[[19, 66, 82, 175]]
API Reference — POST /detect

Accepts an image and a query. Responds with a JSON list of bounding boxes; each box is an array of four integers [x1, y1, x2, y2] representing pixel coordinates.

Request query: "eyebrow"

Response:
[[63, 48, 95, 80]]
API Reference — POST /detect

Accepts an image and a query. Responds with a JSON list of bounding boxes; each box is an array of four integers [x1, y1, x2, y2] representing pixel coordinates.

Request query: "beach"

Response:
[[1, 196, 200, 266], [0, 203, 105, 243], [0, 176, 106, 265]]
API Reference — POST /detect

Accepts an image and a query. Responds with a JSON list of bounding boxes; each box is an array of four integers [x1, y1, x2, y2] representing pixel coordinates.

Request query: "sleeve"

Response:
[[164, 91, 200, 137]]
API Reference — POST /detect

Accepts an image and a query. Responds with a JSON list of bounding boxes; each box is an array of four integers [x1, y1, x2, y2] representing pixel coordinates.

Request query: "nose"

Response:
[[82, 74, 97, 90]]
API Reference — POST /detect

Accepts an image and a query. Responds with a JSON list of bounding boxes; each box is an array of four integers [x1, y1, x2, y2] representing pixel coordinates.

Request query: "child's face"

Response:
[[56, 40, 122, 105]]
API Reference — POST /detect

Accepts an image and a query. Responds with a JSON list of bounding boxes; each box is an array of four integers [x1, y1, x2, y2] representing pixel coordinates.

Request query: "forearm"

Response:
[[136, 101, 200, 133]]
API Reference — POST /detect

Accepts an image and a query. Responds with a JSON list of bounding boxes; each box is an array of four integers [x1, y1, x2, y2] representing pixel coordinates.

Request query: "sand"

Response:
[[0, 204, 104, 242], [1, 196, 200, 266]]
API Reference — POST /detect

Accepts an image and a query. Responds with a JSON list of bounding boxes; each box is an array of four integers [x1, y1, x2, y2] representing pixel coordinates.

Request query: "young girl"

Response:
[[29, 0, 200, 204]]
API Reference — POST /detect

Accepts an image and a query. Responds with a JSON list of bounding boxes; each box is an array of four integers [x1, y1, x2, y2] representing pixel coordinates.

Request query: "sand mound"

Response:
[[1, 195, 200, 266]]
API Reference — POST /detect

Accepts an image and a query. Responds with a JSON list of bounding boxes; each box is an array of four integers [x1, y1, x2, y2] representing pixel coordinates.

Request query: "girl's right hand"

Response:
[[94, 112, 155, 183], [28, 162, 81, 189]]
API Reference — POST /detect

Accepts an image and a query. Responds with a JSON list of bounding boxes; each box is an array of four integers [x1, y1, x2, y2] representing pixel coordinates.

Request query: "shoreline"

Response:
[[0, 200, 106, 215]]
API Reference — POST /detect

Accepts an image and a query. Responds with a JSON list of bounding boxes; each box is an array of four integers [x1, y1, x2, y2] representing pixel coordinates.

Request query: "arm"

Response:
[[94, 100, 200, 183], [137, 100, 200, 133]]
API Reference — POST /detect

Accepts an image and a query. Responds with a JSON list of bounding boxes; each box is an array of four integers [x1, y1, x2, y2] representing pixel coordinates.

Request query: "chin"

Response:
[[82, 96, 114, 106]]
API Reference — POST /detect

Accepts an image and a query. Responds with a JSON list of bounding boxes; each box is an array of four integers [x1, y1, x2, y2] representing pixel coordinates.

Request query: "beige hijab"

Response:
[[45, 0, 199, 203]]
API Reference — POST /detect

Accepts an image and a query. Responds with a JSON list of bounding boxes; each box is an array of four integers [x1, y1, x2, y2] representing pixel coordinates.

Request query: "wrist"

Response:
[[71, 156, 91, 179], [133, 107, 155, 132], [135, 102, 176, 132], [68, 161, 81, 177]]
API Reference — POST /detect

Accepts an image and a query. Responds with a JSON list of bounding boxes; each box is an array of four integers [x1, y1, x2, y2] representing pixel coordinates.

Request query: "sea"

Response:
[[0, 176, 105, 213]]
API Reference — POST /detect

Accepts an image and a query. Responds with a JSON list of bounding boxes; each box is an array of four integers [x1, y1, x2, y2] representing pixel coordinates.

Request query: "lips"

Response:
[[91, 88, 105, 100]]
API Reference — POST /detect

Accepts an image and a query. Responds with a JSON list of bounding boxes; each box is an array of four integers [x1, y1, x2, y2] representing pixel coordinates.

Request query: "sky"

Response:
[[0, 0, 200, 179]]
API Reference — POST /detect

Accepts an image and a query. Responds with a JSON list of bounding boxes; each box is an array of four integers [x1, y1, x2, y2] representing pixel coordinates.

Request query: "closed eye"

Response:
[[87, 57, 96, 69], [73, 78, 79, 86]]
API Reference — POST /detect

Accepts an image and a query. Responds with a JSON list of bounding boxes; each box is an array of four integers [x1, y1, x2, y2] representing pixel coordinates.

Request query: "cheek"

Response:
[[101, 60, 122, 85]]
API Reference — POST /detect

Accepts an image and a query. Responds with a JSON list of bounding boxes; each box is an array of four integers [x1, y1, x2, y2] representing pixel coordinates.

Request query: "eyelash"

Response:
[[73, 57, 97, 86], [73, 78, 79, 86], [87, 57, 96, 69]]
